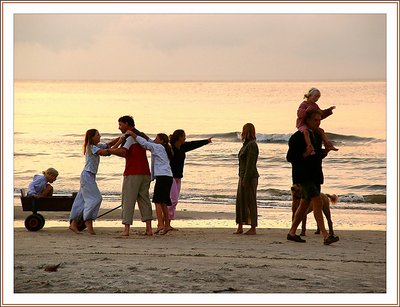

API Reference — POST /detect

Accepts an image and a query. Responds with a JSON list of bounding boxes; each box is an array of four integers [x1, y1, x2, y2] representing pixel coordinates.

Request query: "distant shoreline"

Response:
[[13, 79, 386, 83]]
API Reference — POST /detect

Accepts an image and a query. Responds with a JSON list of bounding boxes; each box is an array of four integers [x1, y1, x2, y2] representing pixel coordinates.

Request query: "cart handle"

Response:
[[97, 205, 122, 219]]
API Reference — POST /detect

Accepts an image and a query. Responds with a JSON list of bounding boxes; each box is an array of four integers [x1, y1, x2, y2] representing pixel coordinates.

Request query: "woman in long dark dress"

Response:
[[234, 123, 259, 235]]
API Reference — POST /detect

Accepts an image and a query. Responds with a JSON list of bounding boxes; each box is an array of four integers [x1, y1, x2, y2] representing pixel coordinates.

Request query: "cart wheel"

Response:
[[36, 213, 45, 230], [24, 214, 43, 231]]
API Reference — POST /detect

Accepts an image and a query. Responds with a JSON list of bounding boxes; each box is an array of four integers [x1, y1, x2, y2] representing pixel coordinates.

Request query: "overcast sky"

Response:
[[12, 4, 387, 81]]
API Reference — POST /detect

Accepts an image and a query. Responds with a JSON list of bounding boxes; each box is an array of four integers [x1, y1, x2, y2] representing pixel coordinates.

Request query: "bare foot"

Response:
[[160, 227, 173, 235], [68, 226, 81, 234], [87, 229, 96, 235], [233, 229, 243, 234], [326, 142, 339, 152], [120, 231, 129, 237], [244, 229, 256, 235], [154, 228, 164, 235]]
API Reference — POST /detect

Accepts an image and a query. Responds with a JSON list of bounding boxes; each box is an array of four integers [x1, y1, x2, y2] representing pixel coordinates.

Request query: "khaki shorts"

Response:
[[121, 175, 153, 224]]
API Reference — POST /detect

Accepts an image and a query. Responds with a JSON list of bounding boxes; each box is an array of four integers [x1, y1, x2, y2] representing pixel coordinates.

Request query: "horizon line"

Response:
[[14, 78, 386, 83]]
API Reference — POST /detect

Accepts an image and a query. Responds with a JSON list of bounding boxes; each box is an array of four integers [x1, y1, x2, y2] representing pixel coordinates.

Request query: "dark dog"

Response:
[[291, 184, 337, 236]]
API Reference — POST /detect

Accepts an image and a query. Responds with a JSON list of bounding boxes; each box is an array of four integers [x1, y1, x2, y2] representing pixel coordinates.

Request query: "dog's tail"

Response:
[[326, 194, 338, 204]]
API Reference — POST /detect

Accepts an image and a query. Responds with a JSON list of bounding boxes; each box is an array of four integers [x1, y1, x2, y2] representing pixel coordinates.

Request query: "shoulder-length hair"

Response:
[[241, 123, 256, 142], [169, 129, 185, 145]]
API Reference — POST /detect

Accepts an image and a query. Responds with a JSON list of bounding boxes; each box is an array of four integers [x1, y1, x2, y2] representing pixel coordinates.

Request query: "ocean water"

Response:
[[13, 81, 387, 218]]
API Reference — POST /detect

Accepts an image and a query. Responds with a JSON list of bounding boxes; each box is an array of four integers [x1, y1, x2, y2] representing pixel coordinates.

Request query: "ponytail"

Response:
[[158, 133, 174, 160]]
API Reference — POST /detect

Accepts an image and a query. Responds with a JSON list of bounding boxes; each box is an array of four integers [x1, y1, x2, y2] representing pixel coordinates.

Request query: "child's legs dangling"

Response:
[[303, 129, 315, 155], [318, 127, 338, 151], [298, 124, 315, 155]]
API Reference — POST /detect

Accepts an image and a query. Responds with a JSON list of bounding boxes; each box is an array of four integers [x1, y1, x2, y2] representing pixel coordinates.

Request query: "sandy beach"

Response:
[[10, 201, 389, 305]]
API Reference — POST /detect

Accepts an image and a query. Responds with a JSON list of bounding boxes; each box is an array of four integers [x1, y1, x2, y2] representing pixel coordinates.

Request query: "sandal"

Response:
[[324, 235, 339, 245], [287, 234, 306, 243]]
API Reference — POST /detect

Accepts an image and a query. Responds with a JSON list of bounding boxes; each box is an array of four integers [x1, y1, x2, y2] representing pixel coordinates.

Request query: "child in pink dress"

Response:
[[296, 87, 338, 155]]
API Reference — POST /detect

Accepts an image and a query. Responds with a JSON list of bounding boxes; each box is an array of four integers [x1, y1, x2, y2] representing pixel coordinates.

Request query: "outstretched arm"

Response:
[[321, 106, 335, 120], [182, 138, 212, 152]]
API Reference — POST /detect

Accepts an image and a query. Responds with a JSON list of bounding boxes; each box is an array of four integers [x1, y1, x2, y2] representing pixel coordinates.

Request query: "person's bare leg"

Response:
[[245, 226, 256, 235], [121, 224, 130, 236], [154, 204, 164, 234], [311, 195, 328, 240], [160, 204, 172, 234], [321, 130, 338, 152], [85, 219, 96, 235], [69, 220, 80, 234], [234, 223, 243, 234], [303, 130, 315, 155], [300, 213, 308, 236], [41, 184, 53, 197], [288, 199, 309, 236], [145, 220, 153, 236]]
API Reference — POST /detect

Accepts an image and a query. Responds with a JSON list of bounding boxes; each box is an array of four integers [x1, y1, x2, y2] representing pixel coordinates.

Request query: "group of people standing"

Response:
[[31, 87, 339, 245], [68, 115, 212, 236]]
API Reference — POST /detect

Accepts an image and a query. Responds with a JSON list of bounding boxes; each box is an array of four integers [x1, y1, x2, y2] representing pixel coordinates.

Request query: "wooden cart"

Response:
[[20, 189, 83, 231]]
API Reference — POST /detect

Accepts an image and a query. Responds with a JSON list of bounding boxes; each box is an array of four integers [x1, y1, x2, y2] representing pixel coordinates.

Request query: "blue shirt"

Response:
[[84, 143, 107, 174], [27, 174, 48, 197]]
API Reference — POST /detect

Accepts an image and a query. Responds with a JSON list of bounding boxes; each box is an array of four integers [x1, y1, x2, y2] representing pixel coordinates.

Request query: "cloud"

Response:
[[14, 14, 386, 81]]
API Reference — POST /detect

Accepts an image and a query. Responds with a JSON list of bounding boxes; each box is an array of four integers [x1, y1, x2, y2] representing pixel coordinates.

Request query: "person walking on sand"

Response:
[[107, 116, 153, 236], [69, 129, 117, 235], [27, 167, 58, 198], [168, 129, 212, 230], [286, 109, 339, 245], [126, 131, 174, 235], [234, 123, 259, 235], [296, 87, 338, 155]]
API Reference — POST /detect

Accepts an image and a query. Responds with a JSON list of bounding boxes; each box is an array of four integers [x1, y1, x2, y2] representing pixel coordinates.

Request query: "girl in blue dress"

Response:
[[69, 129, 113, 235]]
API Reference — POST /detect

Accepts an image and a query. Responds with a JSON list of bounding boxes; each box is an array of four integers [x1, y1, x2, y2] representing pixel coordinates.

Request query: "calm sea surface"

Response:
[[13, 81, 387, 217]]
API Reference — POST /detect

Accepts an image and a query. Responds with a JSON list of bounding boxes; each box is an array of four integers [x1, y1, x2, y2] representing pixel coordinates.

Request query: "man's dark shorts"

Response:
[[300, 181, 321, 200]]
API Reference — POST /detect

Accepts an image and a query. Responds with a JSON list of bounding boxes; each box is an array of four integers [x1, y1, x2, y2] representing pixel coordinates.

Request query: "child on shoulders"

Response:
[[296, 87, 338, 155]]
